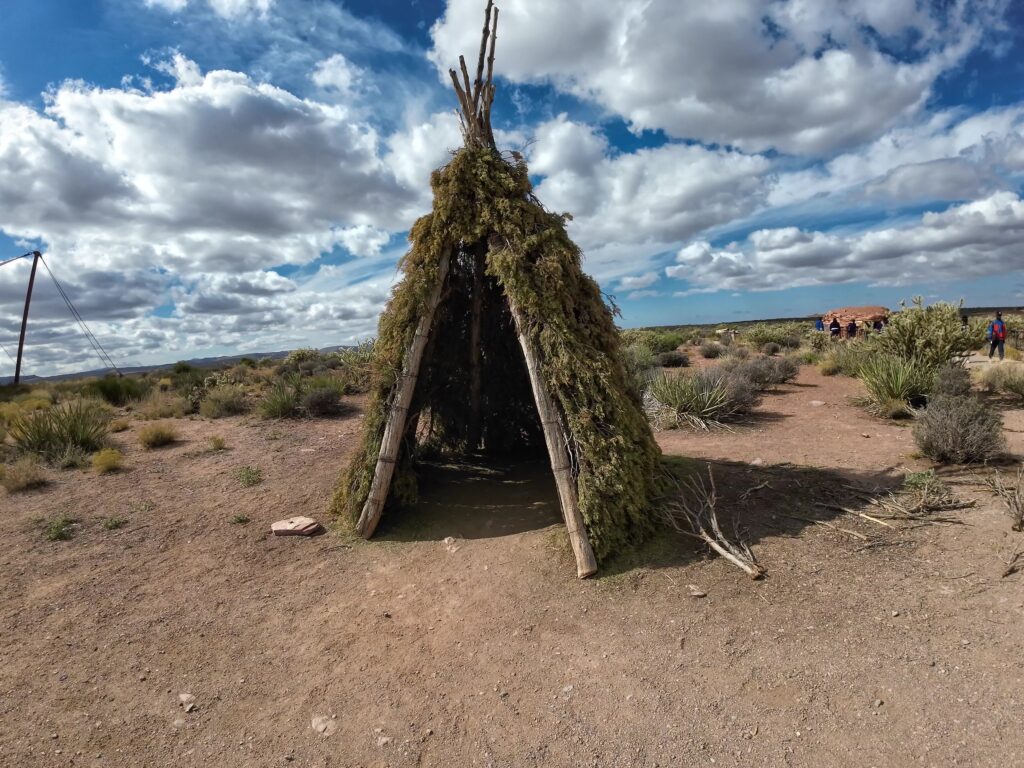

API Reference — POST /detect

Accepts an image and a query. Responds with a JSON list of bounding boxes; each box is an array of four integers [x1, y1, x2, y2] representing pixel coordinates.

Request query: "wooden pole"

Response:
[[508, 298, 598, 579], [14, 251, 41, 386], [467, 243, 485, 449], [356, 248, 453, 538]]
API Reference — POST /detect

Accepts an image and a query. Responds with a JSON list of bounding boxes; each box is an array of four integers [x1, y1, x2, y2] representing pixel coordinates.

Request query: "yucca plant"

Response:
[[645, 368, 759, 430], [857, 355, 931, 417], [9, 400, 111, 463]]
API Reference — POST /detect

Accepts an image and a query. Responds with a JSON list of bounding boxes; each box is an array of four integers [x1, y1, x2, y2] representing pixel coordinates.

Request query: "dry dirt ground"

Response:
[[2, 363, 1023, 768]]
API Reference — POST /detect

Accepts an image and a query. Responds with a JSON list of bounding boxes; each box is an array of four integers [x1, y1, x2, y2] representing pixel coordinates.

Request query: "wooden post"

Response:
[[467, 243, 485, 449], [356, 248, 453, 538], [14, 251, 41, 386], [508, 298, 598, 579]]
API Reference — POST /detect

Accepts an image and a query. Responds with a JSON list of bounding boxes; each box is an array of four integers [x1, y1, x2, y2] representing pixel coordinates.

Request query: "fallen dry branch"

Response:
[[870, 475, 974, 523], [661, 467, 765, 579], [981, 466, 1024, 532], [775, 512, 869, 541], [1000, 549, 1022, 578], [814, 502, 894, 528]]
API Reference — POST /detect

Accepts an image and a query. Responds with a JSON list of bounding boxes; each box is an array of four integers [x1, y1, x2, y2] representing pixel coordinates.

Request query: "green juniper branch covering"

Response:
[[329, 147, 661, 562]]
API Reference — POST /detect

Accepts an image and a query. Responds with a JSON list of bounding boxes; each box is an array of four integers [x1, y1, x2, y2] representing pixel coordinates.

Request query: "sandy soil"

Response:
[[2, 365, 1023, 767]]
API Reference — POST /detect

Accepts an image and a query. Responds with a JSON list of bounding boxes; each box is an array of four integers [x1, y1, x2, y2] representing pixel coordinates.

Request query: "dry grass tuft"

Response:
[[92, 448, 124, 474], [138, 423, 178, 449], [0, 455, 48, 493]]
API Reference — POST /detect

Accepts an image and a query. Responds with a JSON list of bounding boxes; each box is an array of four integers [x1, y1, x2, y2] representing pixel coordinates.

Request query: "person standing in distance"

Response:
[[987, 311, 1007, 361]]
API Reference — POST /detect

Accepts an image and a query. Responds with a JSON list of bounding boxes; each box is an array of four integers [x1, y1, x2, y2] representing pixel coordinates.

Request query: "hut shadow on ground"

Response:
[[374, 456, 562, 542], [600, 457, 908, 579]]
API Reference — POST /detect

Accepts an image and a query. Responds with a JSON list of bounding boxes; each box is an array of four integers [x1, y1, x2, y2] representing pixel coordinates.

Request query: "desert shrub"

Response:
[[821, 341, 872, 377], [700, 342, 723, 359], [157, 377, 174, 392], [235, 465, 263, 487], [9, 400, 111, 463], [102, 516, 127, 530], [284, 347, 322, 367], [86, 375, 150, 406], [655, 351, 689, 368], [260, 379, 301, 418], [622, 343, 657, 392], [873, 298, 979, 376], [818, 358, 840, 376], [138, 422, 178, 449], [645, 368, 760, 430], [913, 394, 1005, 464], [42, 514, 77, 541], [109, 418, 130, 433], [761, 342, 781, 356], [717, 334, 732, 348], [724, 356, 799, 389], [810, 333, 835, 353], [230, 514, 251, 524], [726, 345, 751, 360], [209, 435, 227, 451], [932, 364, 972, 397], [620, 329, 684, 355], [743, 322, 807, 347], [306, 374, 351, 397], [858, 355, 931, 417], [199, 385, 248, 419], [92, 448, 124, 474], [798, 350, 820, 364], [138, 391, 189, 420], [0, 455, 48, 493], [301, 387, 347, 417], [782, 336, 801, 349]]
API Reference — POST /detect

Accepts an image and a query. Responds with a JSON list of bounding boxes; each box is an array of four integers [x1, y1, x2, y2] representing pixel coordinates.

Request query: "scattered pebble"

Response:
[[873, 699, 884, 708], [687, 585, 707, 598], [809, 400, 826, 407], [892, 611, 900, 617]]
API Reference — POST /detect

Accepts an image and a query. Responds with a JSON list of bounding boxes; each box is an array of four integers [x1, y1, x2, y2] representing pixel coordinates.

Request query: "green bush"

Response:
[[138, 391, 189, 420], [86, 375, 150, 406], [761, 342, 781, 356], [822, 341, 872, 377], [913, 394, 1005, 464], [655, 351, 689, 368], [260, 379, 301, 418], [622, 343, 657, 392], [43, 513, 77, 541], [9, 400, 111, 463], [620, 329, 684, 355], [700, 342, 723, 359], [646, 368, 760, 430], [857, 355, 931, 417], [235, 466, 263, 487], [301, 387, 348, 417], [872, 298, 979, 377], [200, 385, 248, 418], [743, 322, 808, 347], [723, 356, 800, 389]]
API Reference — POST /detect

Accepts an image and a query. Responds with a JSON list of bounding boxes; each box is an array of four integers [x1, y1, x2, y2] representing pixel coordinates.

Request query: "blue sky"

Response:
[[1, 0, 1024, 374]]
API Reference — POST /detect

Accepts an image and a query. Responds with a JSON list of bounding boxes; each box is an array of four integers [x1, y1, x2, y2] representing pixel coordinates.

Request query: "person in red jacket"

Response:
[[988, 311, 1007, 361]]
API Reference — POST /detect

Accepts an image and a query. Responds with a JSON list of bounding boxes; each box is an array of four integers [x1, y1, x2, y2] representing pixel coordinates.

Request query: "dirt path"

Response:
[[1, 369, 1023, 767]]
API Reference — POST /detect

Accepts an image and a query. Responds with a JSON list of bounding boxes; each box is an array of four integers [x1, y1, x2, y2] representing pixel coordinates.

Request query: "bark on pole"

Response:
[[357, 248, 453, 538], [508, 297, 598, 579], [467, 243, 486, 449]]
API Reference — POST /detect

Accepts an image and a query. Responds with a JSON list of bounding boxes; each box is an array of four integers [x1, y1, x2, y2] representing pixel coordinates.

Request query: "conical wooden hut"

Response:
[[330, 1, 661, 578]]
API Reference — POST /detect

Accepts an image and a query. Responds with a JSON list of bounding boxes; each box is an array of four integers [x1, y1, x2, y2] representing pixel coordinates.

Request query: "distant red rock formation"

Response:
[[822, 305, 889, 325]]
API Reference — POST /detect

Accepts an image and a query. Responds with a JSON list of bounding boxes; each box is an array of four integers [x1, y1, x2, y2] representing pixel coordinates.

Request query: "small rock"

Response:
[[184, 702, 197, 713], [678, 637, 685, 650], [172, 718, 186, 729], [809, 400, 825, 407], [178, 693, 195, 707], [861, 433, 871, 438], [687, 584, 707, 598], [873, 699, 884, 708], [376, 735, 393, 748], [562, 685, 574, 694], [311, 715, 337, 737], [891, 610, 900, 617], [382, 611, 392, 619], [443, 536, 460, 553], [751, 458, 764, 466]]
